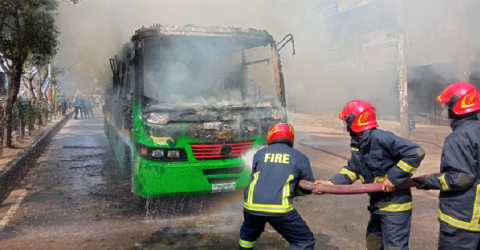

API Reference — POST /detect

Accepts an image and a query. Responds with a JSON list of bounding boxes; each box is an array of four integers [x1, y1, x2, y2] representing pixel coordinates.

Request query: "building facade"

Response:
[[277, 0, 480, 126]]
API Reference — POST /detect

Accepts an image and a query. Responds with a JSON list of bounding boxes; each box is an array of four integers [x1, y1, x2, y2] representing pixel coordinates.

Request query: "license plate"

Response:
[[211, 183, 236, 193]]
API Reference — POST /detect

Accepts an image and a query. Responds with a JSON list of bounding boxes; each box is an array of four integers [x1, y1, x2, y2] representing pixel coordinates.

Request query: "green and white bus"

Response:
[[104, 25, 290, 197]]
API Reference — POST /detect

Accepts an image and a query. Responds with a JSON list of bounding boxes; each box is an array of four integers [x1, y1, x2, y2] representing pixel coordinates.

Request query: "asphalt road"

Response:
[[0, 111, 443, 250]]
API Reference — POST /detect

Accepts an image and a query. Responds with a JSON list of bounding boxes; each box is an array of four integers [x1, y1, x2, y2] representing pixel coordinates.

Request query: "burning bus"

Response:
[[104, 24, 292, 197]]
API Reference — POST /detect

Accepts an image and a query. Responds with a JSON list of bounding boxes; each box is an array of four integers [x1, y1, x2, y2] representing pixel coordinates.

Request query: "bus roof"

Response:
[[132, 24, 275, 45]]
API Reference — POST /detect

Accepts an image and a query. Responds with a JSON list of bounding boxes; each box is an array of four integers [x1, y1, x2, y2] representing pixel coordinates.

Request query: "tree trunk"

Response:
[[21, 119, 25, 138], [36, 73, 44, 126], [17, 101, 24, 139], [36, 76, 43, 100], [26, 77, 37, 132], [40, 70, 47, 100], [53, 84, 57, 118], [3, 65, 23, 148], [29, 99, 36, 134], [29, 100, 34, 136], [0, 102, 3, 156], [26, 78, 36, 101]]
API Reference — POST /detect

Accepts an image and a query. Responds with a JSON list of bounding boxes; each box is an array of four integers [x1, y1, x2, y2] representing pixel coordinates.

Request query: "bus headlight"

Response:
[[167, 150, 180, 158], [136, 143, 187, 162], [271, 109, 282, 120], [152, 149, 164, 158], [142, 113, 169, 125]]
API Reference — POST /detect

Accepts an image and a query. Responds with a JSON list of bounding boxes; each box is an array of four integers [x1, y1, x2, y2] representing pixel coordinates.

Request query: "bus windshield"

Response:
[[142, 36, 278, 110]]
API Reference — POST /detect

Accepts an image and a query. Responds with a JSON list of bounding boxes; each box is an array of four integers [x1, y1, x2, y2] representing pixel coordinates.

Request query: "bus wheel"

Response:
[[123, 146, 132, 179], [137, 196, 148, 209]]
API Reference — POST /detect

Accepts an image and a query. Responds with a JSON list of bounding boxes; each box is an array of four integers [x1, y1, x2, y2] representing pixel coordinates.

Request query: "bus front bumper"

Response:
[[133, 159, 251, 197]]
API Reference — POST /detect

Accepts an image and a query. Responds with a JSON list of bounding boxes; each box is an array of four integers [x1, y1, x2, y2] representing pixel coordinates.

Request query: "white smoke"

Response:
[[242, 149, 259, 171]]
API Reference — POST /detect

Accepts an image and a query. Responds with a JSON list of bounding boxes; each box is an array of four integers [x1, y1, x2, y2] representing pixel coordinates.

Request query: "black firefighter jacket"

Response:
[[243, 143, 315, 216], [425, 115, 480, 232], [330, 128, 425, 214]]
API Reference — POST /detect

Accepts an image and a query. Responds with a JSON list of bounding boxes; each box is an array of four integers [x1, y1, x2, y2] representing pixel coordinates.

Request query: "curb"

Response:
[[0, 112, 73, 205], [290, 114, 450, 146]]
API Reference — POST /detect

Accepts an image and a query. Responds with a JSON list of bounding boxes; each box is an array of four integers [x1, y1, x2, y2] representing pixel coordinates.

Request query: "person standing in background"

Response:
[[79, 96, 86, 119], [73, 96, 81, 119], [61, 98, 67, 116], [83, 96, 91, 119], [95, 96, 100, 108], [86, 96, 94, 118]]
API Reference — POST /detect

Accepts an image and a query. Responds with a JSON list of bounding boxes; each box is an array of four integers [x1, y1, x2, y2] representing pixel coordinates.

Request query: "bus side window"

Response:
[[124, 65, 134, 129], [127, 65, 134, 102]]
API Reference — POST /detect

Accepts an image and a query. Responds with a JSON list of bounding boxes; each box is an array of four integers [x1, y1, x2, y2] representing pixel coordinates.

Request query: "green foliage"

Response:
[[19, 101, 35, 128], [35, 101, 51, 118], [0, 0, 60, 146], [0, 0, 60, 68], [50, 60, 67, 83], [13, 99, 51, 132]]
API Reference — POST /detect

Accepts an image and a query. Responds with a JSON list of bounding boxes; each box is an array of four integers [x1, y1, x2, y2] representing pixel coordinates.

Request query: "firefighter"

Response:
[[314, 100, 425, 250], [413, 82, 480, 250], [239, 123, 316, 250]]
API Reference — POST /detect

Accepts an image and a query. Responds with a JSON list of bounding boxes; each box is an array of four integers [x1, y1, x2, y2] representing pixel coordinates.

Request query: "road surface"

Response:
[[0, 110, 443, 250]]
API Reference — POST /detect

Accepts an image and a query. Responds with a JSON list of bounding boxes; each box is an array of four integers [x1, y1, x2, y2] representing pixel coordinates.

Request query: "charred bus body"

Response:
[[105, 25, 289, 197]]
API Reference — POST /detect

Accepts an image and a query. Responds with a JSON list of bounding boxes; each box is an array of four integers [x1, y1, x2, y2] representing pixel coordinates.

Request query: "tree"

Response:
[[23, 63, 40, 102], [0, 0, 59, 147], [21, 65, 38, 136]]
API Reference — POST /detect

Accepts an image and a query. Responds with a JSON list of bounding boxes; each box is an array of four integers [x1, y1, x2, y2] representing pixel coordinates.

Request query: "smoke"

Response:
[[55, 0, 480, 119], [55, 0, 289, 96], [142, 34, 278, 108], [272, 0, 480, 121], [242, 149, 258, 171]]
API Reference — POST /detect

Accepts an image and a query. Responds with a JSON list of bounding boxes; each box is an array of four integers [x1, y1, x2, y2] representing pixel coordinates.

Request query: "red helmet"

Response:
[[339, 100, 378, 132], [437, 82, 480, 115], [267, 123, 295, 146]]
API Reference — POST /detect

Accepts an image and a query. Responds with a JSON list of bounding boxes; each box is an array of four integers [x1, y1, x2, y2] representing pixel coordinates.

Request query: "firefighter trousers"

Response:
[[239, 210, 315, 250], [366, 211, 412, 250], [438, 221, 480, 250]]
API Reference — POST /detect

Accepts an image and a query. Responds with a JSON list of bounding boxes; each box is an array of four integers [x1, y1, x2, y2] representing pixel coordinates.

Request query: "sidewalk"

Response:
[[0, 113, 68, 173], [289, 113, 451, 146]]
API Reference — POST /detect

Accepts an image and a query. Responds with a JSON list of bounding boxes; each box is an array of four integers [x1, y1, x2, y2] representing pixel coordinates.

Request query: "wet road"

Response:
[[0, 111, 442, 250], [294, 133, 441, 250]]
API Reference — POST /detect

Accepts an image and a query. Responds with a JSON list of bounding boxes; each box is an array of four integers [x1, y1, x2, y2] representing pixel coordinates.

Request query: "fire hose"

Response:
[[299, 174, 433, 195]]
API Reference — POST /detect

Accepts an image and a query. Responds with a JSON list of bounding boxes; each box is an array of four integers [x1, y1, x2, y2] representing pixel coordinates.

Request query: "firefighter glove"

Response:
[[412, 177, 430, 190]]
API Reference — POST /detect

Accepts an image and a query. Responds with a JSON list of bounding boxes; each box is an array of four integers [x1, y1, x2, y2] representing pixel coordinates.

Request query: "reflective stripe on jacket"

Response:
[[243, 143, 315, 216], [330, 128, 425, 214], [425, 115, 480, 231]]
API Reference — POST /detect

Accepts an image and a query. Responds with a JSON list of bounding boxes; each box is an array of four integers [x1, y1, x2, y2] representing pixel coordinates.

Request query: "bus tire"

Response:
[[123, 146, 132, 179]]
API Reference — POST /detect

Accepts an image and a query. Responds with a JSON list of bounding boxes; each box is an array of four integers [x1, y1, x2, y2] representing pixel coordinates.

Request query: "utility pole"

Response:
[[457, 0, 469, 82], [396, 0, 410, 138]]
